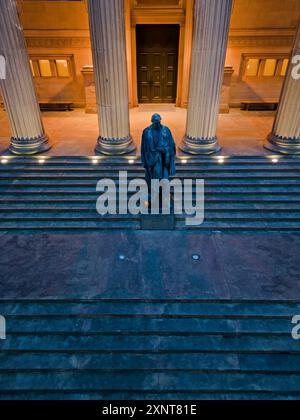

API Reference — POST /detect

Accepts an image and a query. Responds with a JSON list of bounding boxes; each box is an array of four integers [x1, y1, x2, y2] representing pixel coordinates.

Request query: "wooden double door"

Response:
[[137, 25, 179, 104]]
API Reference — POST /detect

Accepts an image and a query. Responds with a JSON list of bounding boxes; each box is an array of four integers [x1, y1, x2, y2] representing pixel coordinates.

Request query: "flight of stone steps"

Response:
[[0, 155, 300, 232], [0, 299, 300, 400]]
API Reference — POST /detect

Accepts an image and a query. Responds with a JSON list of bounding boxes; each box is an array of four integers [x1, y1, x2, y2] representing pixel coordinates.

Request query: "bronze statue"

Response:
[[141, 114, 176, 186]]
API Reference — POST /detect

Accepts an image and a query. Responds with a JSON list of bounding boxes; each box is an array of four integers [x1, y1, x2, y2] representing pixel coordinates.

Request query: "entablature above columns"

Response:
[[228, 28, 297, 48], [130, 0, 186, 25], [131, 9, 186, 25]]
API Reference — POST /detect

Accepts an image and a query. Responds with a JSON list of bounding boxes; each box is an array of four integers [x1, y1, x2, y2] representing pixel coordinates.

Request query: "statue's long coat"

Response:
[[141, 125, 176, 184]]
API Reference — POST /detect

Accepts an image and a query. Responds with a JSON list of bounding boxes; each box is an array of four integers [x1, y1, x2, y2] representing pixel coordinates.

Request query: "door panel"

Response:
[[152, 53, 163, 102], [138, 51, 178, 103], [165, 52, 177, 102], [137, 25, 179, 104], [138, 53, 151, 102]]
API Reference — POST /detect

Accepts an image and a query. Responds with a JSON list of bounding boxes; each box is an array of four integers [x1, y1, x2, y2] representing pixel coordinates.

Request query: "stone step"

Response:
[[0, 352, 299, 373], [0, 221, 139, 230], [0, 167, 300, 176], [0, 166, 299, 173], [3, 317, 295, 334], [178, 221, 300, 231], [2, 178, 300, 185], [0, 352, 238, 371], [1, 204, 299, 211], [0, 221, 299, 232], [1, 156, 300, 164], [1, 301, 299, 316], [0, 197, 299, 204], [0, 213, 299, 225], [2, 165, 300, 172], [2, 333, 299, 352], [1, 371, 300, 393], [0, 212, 299, 220], [1, 186, 300, 193], [0, 391, 299, 400], [1, 190, 299, 197]]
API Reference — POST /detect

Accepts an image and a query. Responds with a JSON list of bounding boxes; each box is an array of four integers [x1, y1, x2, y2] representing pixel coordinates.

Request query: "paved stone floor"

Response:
[[0, 106, 274, 156], [0, 232, 299, 301]]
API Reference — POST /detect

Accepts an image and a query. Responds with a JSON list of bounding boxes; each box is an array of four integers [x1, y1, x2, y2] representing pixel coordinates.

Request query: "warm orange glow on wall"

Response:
[[281, 59, 289, 76], [263, 59, 277, 76], [29, 60, 35, 77], [245, 59, 260, 76], [38, 60, 52, 77], [55, 60, 70, 77]]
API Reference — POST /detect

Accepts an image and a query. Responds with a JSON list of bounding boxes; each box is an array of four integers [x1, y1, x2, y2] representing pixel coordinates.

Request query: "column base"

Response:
[[95, 135, 136, 156], [9, 134, 51, 155], [264, 134, 300, 155], [180, 135, 221, 155]]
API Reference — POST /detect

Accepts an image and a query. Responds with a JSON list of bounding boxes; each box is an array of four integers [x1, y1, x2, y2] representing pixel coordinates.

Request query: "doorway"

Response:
[[137, 25, 180, 103]]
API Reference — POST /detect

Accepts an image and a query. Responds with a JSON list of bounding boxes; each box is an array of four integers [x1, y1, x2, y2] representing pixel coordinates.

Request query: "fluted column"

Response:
[[0, 0, 50, 155], [181, 0, 232, 155], [88, 0, 136, 155], [265, 22, 300, 154]]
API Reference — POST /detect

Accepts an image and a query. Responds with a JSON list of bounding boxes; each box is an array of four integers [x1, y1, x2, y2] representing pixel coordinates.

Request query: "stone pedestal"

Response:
[[88, 0, 136, 155], [265, 22, 300, 154], [181, 0, 233, 155], [0, 0, 50, 155]]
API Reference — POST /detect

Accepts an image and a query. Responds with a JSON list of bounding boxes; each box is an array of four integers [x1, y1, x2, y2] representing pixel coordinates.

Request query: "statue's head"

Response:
[[151, 114, 162, 129]]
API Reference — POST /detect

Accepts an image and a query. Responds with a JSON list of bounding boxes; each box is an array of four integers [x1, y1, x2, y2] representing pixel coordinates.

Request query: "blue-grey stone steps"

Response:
[[0, 204, 300, 211], [2, 333, 299, 352], [0, 198, 299, 204], [0, 156, 300, 232], [1, 352, 300, 373], [1, 299, 300, 399], [1, 300, 300, 316], [0, 391, 299, 400], [3, 319, 296, 335], [1, 372, 300, 394]]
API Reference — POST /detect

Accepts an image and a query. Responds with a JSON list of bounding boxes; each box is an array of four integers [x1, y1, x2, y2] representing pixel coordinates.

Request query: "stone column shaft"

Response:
[[0, 0, 50, 155], [88, 0, 135, 155], [265, 21, 300, 154], [181, 0, 232, 155]]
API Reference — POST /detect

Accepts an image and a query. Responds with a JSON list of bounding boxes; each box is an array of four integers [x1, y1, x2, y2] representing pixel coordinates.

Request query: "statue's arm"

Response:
[[141, 130, 158, 169], [168, 128, 177, 155], [141, 130, 148, 165]]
